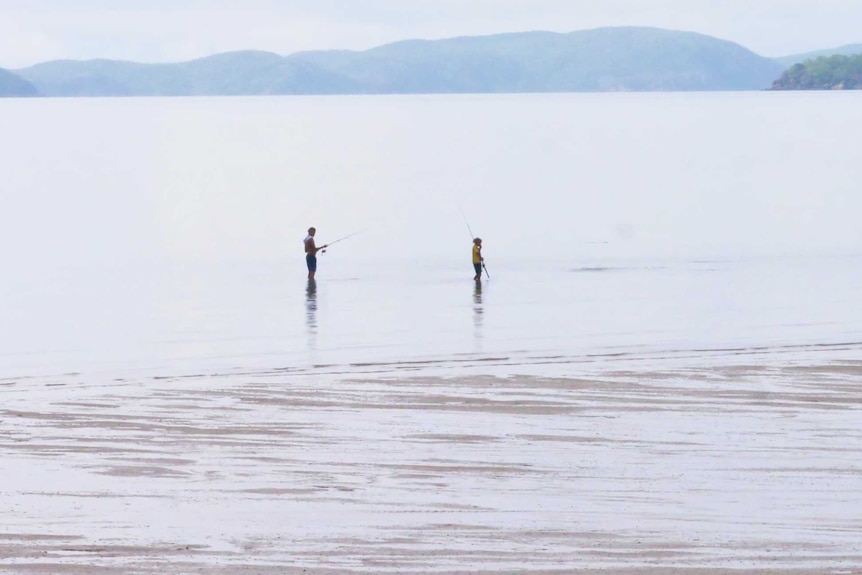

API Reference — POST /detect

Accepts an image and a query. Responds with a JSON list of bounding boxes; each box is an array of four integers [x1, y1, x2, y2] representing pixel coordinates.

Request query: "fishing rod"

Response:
[[459, 207, 490, 279], [320, 229, 365, 253], [329, 229, 365, 246]]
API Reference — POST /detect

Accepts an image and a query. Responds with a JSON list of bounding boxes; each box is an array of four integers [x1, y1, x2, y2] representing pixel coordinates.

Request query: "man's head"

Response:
[[308, 227, 316, 236], [473, 237, 482, 245]]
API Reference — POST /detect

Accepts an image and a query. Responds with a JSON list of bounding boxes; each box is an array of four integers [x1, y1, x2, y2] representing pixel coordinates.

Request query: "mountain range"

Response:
[[1, 27, 860, 98]]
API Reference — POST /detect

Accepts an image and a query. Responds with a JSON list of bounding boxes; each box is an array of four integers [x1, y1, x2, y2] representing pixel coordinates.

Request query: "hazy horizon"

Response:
[[6, 27, 862, 71], [2, 1, 861, 69]]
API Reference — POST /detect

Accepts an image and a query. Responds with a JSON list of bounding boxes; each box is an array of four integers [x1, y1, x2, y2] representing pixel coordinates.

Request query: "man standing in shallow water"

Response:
[[472, 237, 483, 281], [304, 227, 327, 280]]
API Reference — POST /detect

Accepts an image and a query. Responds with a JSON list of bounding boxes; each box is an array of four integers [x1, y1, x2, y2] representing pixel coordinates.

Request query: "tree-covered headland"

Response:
[[772, 53, 862, 90]]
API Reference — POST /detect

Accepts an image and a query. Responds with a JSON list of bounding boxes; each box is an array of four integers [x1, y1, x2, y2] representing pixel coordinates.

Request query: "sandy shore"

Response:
[[2, 355, 862, 574]]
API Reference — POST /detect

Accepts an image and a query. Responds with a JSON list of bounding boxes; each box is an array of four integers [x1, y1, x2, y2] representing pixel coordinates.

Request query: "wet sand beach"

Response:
[[2, 351, 861, 574]]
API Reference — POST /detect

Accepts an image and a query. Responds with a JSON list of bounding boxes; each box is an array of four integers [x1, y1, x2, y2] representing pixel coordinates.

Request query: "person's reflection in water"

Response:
[[473, 279, 484, 346], [305, 278, 318, 346]]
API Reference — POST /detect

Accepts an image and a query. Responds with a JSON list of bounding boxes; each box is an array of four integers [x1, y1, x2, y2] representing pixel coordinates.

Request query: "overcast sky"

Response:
[[1, 0, 861, 69]]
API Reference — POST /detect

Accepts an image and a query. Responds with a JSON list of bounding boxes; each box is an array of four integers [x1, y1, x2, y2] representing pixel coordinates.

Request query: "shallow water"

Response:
[[2, 93, 862, 574], [1, 93, 861, 378]]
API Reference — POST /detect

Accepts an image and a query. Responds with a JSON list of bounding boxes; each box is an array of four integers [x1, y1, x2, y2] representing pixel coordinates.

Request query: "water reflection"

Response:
[[473, 280, 484, 343], [305, 279, 318, 342]]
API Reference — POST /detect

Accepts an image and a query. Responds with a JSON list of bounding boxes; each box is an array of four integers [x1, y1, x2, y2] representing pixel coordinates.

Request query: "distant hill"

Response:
[[17, 51, 359, 97], [0, 67, 38, 96], [775, 44, 862, 68], [292, 28, 784, 92], [15, 27, 784, 97], [771, 54, 862, 90]]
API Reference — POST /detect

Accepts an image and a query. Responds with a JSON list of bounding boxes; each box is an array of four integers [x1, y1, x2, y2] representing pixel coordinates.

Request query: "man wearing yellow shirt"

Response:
[[472, 237, 483, 281]]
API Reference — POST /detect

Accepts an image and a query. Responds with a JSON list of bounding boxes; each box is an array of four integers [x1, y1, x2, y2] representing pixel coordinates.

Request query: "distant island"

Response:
[[771, 54, 862, 90], [2, 27, 860, 98]]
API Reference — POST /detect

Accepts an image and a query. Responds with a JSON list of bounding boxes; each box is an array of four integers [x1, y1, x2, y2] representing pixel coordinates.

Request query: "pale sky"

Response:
[[1, 0, 861, 69]]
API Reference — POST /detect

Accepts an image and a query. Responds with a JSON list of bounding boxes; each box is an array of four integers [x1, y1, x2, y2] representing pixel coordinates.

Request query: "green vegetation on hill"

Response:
[[0, 67, 38, 96], [15, 27, 784, 97], [775, 44, 862, 68], [771, 54, 862, 90]]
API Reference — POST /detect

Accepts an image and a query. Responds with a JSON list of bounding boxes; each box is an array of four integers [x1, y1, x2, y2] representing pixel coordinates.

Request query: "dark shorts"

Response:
[[306, 254, 317, 272], [474, 262, 482, 275]]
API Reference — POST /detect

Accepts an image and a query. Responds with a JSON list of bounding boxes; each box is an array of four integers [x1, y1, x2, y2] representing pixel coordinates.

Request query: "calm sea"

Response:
[[2, 93, 861, 379]]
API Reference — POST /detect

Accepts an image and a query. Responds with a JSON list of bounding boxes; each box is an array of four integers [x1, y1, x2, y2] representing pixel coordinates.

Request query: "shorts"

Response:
[[473, 262, 482, 276], [306, 254, 317, 272]]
